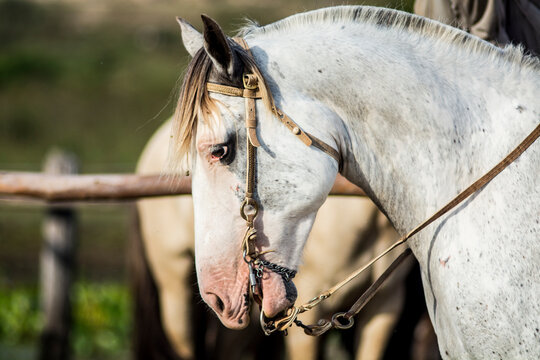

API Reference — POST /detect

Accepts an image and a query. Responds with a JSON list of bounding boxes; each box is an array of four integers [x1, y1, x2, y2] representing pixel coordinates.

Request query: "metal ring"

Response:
[[331, 312, 354, 330], [240, 198, 259, 221], [243, 73, 258, 90], [260, 311, 277, 336]]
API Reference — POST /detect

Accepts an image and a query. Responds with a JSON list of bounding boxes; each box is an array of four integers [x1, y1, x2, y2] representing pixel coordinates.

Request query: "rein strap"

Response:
[[266, 122, 540, 336]]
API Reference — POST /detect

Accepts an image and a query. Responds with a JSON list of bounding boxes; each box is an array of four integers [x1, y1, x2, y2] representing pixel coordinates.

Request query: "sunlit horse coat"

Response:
[[133, 119, 412, 360], [172, 5, 539, 359]]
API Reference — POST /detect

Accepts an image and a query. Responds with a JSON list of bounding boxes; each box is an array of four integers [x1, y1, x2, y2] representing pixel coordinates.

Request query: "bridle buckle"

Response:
[[243, 73, 258, 90]]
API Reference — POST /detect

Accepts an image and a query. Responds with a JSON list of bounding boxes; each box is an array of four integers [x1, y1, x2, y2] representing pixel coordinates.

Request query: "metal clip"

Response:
[[255, 265, 263, 279], [248, 262, 258, 294], [260, 311, 276, 336]]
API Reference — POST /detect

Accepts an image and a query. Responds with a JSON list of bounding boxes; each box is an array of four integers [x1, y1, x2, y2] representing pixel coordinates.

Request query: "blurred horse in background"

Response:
[[130, 119, 423, 360]]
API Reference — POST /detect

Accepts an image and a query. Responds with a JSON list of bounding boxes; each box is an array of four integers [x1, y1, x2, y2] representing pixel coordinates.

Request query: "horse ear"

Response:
[[176, 17, 203, 57], [201, 14, 237, 77]]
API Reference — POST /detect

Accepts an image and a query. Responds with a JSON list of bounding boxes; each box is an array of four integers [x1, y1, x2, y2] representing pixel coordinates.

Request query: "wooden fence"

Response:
[[0, 170, 364, 202], [0, 150, 365, 360]]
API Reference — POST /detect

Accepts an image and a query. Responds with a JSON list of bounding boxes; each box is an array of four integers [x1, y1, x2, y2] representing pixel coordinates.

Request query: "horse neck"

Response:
[[250, 21, 540, 234]]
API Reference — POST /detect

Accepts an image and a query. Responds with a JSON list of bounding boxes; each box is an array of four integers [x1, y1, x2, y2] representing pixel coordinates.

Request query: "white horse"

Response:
[[135, 119, 415, 360], [173, 6, 539, 359]]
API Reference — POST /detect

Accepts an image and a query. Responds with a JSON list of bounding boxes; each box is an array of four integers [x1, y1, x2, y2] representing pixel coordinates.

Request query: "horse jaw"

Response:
[[192, 182, 302, 327]]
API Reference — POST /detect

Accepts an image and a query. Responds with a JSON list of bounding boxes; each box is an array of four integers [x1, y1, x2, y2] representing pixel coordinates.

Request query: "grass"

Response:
[[72, 282, 131, 359], [0, 202, 132, 359], [0, 282, 131, 360], [0, 0, 183, 171], [0, 286, 41, 346]]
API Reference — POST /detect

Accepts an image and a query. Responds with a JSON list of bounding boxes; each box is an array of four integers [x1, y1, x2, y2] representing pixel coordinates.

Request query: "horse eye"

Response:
[[211, 145, 228, 160]]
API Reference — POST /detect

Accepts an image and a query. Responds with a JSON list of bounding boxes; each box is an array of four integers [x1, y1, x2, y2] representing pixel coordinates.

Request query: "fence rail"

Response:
[[0, 154, 366, 360], [0, 172, 365, 201]]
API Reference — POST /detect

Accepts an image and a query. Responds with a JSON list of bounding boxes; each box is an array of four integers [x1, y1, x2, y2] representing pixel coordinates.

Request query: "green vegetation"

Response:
[[0, 0, 182, 171], [73, 282, 131, 359], [0, 282, 130, 359], [0, 0, 413, 170], [0, 286, 41, 345]]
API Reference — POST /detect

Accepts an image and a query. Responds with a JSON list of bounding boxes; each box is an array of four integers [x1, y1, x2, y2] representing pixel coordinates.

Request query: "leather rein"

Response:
[[204, 38, 540, 336]]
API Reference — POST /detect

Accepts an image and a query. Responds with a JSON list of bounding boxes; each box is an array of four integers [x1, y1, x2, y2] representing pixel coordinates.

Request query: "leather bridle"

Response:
[[206, 40, 340, 283], [205, 38, 342, 333], [204, 37, 540, 336]]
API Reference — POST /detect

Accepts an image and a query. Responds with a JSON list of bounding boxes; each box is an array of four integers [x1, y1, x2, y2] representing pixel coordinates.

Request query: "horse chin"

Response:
[[260, 270, 297, 318], [217, 309, 250, 330]]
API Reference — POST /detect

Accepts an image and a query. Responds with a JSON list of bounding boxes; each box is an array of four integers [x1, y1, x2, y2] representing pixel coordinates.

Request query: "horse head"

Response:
[[173, 16, 340, 329]]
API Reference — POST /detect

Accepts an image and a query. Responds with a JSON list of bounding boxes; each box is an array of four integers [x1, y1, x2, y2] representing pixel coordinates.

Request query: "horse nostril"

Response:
[[215, 295, 225, 313], [205, 292, 226, 315]]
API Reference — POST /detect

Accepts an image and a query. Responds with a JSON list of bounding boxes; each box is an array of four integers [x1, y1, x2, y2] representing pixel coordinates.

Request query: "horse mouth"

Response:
[[205, 262, 297, 329], [252, 291, 263, 306], [257, 268, 298, 319], [248, 264, 297, 302]]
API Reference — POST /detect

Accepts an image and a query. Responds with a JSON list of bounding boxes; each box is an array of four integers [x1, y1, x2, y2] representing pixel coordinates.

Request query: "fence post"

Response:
[[39, 150, 79, 360]]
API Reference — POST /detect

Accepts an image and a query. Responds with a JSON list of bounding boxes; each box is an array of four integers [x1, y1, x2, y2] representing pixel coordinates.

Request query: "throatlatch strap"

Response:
[[308, 133, 341, 166]]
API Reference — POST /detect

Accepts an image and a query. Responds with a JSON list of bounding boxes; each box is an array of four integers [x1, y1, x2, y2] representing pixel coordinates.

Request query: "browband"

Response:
[[205, 40, 341, 167]]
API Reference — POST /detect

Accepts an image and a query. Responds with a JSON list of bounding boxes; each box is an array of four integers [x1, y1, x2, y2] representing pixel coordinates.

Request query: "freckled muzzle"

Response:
[[198, 262, 251, 329], [199, 258, 297, 330]]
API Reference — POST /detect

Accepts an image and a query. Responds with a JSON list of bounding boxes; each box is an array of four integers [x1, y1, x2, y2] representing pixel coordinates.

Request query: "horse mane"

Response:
[[168, 48, 214, 174], [238, 5, 540, 72], [170, 5, 539, 173], [169, 43, 272, 173]]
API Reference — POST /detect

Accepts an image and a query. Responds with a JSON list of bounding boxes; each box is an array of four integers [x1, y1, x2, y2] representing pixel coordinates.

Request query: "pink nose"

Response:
[[203, 290, 250, 329]]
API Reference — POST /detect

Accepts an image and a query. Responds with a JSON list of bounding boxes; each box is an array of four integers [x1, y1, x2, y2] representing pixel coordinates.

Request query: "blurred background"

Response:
[[0, 0, 413, 359]]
